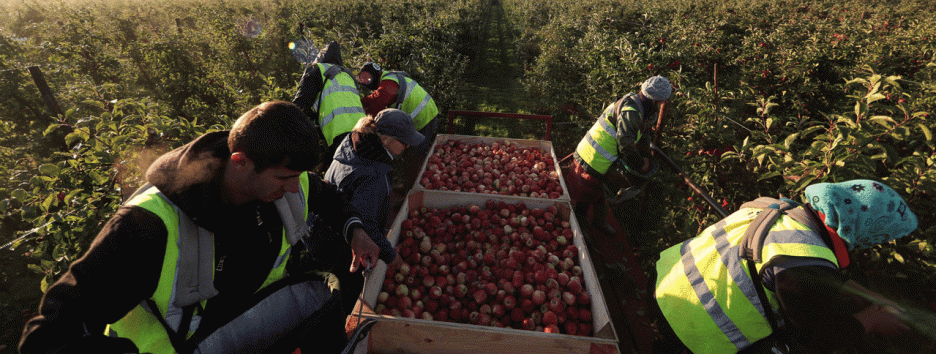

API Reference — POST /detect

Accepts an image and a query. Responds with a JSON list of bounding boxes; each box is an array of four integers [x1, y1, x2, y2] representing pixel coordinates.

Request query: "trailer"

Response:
[[340, 111, 655, 354]]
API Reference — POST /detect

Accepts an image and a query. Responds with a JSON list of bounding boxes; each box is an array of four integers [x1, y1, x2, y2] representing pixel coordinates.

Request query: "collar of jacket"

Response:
[[336, 132, 394, 171], [144, 131, 258, 233]]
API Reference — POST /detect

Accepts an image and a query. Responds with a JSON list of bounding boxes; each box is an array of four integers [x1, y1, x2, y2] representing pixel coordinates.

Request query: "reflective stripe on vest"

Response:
[[106, 173, 311, 354], [313, 63, 365, 146], [382, 72, 438, 130], [654, 208, 838, 354], [575, 100, 639, 175]]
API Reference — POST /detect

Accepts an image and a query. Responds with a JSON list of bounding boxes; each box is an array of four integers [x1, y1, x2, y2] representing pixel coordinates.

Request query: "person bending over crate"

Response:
[[323, 108, 425, 313], [357, 62, 439, 194], [292, 41, 367, 173], [569, 75, 672, 236], [652, 179, 917, 354]]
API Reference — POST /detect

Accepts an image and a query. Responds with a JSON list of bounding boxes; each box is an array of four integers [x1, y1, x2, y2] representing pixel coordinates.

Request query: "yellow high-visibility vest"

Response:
[[380, 71, 438, 130], [105, 173, 311, 353], [655, 208, 838, 353]]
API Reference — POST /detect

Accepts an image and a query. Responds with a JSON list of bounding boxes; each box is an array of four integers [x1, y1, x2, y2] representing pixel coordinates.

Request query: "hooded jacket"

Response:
[[19, 131, 364, 354], [324, 133, 397, 264]]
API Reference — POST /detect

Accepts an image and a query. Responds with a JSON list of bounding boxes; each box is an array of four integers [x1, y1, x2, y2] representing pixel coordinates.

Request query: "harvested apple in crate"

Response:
[[418, 136, 566, 199], [374, 199, 595, 336]]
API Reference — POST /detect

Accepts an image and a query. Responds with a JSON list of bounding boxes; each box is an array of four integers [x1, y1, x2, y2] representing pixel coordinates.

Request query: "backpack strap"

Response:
[[323, 65, 343, 81], [609, 93, 642, 127], [390, 72, 408, 109], [738, 197, 800, 263], [737, 197, 804, 334]]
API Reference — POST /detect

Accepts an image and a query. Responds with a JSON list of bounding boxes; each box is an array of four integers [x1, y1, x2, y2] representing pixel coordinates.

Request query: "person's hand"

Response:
[[349, 228, 379, 273], [854, 304, 910, 337], [388, 253, 404, 273]]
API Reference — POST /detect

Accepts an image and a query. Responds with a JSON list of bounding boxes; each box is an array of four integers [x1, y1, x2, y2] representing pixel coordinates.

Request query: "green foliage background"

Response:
[[0, 0, 934, 351]]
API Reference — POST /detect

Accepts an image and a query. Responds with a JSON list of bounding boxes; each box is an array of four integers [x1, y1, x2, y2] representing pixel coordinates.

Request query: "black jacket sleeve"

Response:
[[292, 64, 324, 120], [19, 206, 167, 354], [305, 174, 365, 245], [775, 265, 870, 352]]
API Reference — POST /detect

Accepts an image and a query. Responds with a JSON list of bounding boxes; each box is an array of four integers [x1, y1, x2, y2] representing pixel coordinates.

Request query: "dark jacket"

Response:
[[323, 133, 396, 264], [19, 131, 364, 354]]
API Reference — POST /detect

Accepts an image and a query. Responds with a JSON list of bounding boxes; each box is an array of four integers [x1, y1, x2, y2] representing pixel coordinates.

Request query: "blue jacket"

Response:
[[324, 134, 396, 263]]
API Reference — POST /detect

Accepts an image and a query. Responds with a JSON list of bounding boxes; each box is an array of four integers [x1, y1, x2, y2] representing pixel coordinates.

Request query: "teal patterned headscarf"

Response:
[[804, 180, 918, 250]]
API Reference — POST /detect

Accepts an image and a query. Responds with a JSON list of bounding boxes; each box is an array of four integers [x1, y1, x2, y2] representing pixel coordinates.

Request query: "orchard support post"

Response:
[[28, 66, 64, 119], [637, 101, 669, 221]]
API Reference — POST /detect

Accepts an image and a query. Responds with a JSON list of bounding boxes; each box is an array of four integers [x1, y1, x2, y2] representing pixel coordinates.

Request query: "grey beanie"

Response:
[[641, 76, 672, 101]]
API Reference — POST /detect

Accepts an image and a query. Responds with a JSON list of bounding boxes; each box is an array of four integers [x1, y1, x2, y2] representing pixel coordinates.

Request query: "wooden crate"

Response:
[[351, 191, 619, 354], [413, 134, 571, 202]]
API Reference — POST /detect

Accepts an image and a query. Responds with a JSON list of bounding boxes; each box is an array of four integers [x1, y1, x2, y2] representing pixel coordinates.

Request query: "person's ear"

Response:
[[230, 152, 254, 171]]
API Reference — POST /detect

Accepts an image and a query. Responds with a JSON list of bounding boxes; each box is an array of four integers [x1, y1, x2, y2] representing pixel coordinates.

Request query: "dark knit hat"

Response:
[[359, 62, 382, 90], [314, 41, 343, 66]]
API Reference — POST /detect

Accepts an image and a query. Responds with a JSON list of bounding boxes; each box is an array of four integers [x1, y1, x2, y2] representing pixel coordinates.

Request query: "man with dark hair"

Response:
[[19, 101, 379, 354], [226, 101, 320, 173]]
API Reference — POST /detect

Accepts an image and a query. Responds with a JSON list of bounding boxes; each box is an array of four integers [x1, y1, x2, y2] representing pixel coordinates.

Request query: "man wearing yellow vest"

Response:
[[653, 180, 918, 353], [569, 76, 671, 236], [19, 101, 380, 354], [293, 41, 367, 171], [356, 62, 439, 193]]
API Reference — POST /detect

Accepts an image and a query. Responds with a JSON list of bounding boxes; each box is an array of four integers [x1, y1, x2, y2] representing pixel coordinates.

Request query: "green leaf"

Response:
[[83, 99, 106, 110], [866, 93, 887, 104], [784, 133, 798, 149], [64, 189, 83, 204], [921, 124, 933, 142], [846, 78, 868, 86], [855, 101, 868, 118], [800, 125, 825, 136], [39, 164, 61, 176], [792, 173, 819, 193], [41, 275, 51, 293], [868, 116, 896, 128], [65, 131, 84, 145], [758, 171, 783, 180], [12, 188, 27, 200], [40, 193, 55, 212], [27, 264, 44, 273], [88, 170, 108, 185], [44, 124, 60, 136]]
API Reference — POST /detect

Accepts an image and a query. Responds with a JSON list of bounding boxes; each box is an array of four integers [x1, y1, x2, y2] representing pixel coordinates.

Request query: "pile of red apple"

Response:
[[419, 139, 565, 199], [374, 200, 594, 336]]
